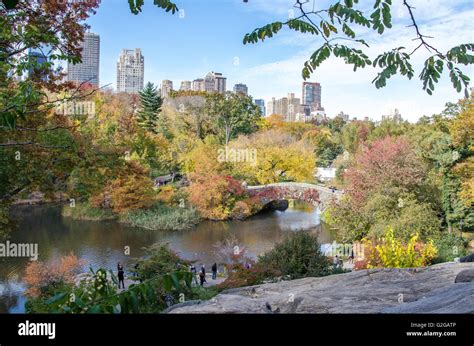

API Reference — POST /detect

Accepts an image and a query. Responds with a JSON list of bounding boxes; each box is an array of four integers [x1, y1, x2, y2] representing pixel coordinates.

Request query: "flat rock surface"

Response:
[[166, 262, 474, 314]]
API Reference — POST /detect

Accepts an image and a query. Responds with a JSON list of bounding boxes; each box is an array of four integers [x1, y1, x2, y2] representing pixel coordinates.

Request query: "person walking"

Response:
[[211, 263, 217, 280], [117, 262, 125, 289]]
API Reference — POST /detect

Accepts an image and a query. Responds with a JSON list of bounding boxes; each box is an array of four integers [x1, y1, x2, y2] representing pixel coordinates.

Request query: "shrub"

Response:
[[24, 253, 85, 298], [187, 174, 247, 220], [432, 233, 469, 263], [230, 200, 252, 219], [109, 161, 156, 213], [355, 228, 437, 269], [134, 244, 192, 279], [258, 232, 331, 279], [216, 262, 277, 290]]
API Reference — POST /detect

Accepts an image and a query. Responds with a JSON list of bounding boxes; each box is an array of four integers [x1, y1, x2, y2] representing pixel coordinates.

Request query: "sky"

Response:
[[86, 0, 474, 122]]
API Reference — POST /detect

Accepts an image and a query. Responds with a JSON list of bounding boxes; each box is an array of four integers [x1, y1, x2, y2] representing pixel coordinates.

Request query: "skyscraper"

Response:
[[267, 93, 301, 121], [254, 99, 265, 116], [67, 32, 100, 86], [302, 82, 322, 110], [214, 72, 226, 94], [204, 71, 226, 93], [233, 83, 248, 95], [161, 80, 173, 98], [116, 48, 144, 93], [267, 97, 276, 116]]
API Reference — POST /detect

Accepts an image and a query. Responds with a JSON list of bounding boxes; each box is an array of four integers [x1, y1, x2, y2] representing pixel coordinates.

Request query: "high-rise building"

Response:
[[254, 99, 265, 116], [214, 72, 226, 94], [192, 78, 205, 91], [267, 93, 301, 121], [302, 82, 322, 110], [287, 93, 301, 122], [233, 83, 248, 95], [204, 71, 226, 93], [180, 80, 191, 91], [267, 97, 276, 116], [161, 79, 173, 98], [116, 48, 144, 93], [67, 32, 100, 86], [274, 97, 288, 119]]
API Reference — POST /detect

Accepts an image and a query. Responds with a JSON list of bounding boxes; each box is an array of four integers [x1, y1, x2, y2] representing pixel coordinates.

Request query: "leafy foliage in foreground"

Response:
[[354, 228, 437, 269]]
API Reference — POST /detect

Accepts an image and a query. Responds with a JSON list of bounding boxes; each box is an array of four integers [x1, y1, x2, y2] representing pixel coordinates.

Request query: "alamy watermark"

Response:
[[0, 241, 38, 261], [55, 100, 95, 118], [321, 241, 365, 258], [217, 146, 257, 165]]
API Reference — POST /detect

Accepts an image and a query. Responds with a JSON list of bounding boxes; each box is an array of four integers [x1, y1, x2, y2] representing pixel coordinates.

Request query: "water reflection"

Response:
[[0, 202, 333, 313]]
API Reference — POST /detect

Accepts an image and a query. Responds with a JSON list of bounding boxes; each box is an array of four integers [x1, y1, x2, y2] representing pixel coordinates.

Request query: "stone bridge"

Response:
[[246, 182, 343, 211]]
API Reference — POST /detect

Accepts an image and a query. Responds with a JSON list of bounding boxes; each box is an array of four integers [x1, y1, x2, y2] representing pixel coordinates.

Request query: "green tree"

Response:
[[205, 92, 261, 145], [137, 82, 163, 134]]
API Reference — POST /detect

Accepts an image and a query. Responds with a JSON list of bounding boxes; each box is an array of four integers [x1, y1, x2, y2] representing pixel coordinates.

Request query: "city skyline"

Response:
[[85, 0, 473, 121]]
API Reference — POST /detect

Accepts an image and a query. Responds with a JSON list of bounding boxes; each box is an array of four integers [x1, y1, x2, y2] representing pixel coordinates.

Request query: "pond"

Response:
[[0, 202, 333, 313]]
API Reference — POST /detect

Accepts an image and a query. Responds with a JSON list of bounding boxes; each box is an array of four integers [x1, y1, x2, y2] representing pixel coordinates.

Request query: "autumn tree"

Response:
[[0, 0, 100, 233], [344, 136, 426, 205], [229, 129, 316, 184]]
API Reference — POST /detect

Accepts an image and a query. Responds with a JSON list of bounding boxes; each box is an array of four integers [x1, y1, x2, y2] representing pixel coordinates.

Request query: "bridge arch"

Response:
[[246, 182, 342, 212]]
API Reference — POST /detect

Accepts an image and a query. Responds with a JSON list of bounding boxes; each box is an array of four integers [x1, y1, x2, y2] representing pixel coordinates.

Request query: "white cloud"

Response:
[[240, 0, 474, 121]]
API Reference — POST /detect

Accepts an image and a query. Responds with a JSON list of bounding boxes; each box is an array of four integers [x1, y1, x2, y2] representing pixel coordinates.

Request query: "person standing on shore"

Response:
[[200, 265, 206, 286], [117, 262, 125, 289], [190, 264, 198, 286], [211, 263, 217, 280]]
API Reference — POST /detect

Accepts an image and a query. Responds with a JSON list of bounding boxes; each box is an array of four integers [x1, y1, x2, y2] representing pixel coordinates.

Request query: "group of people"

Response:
[[115, 261, 221, 290], [190, 263, 218, 287]]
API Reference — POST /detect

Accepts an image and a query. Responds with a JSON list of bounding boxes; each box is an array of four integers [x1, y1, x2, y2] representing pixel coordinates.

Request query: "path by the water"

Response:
[[115, 273, 227, 293]]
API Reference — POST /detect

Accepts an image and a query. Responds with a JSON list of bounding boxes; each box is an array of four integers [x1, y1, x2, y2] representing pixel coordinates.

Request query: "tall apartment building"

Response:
[[267, 93, 301, 121], [274, 97, 288, 119], [204, 71, 226, 93], [161, 79, 173, 98], [180, 80, 191, 91], [67, 32, 100, 86], [233, 83, 248, 95], [116, 48, 144, 93], [287, 93, 301, 122], [267, 97, 276, 116], [254, 99, 265, 116], [192, 78, 205, 91], [302, 82, 322, 110]]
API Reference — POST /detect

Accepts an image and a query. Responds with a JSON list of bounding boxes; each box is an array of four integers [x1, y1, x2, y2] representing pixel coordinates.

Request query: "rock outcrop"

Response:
[[166, 262, 474, 314], [454, 269, 474, 283]]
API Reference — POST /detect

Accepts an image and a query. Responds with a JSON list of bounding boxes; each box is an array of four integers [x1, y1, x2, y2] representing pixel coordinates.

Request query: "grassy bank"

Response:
[[61, 202, 116, 221], [120, 203, 200, 231]]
